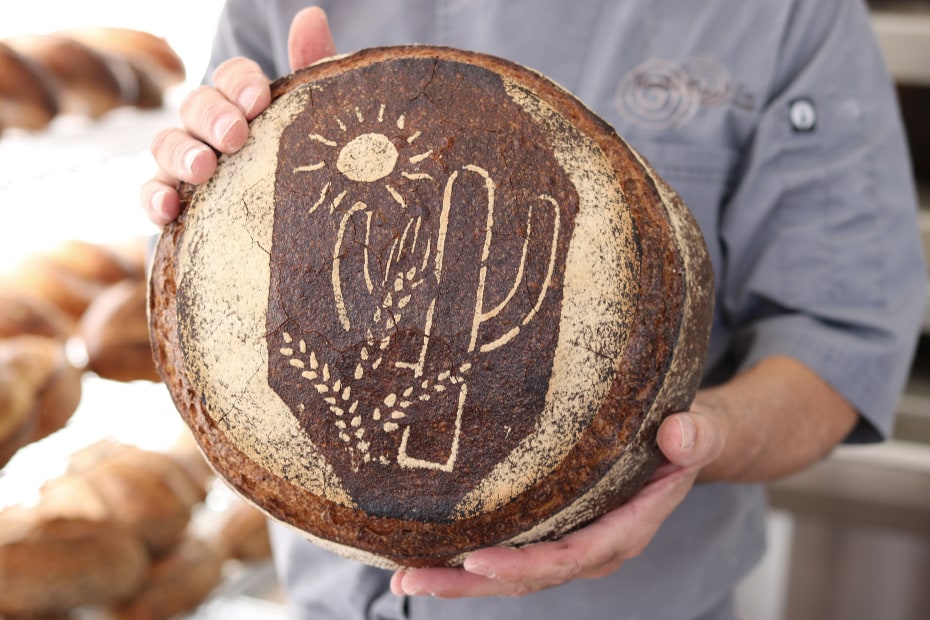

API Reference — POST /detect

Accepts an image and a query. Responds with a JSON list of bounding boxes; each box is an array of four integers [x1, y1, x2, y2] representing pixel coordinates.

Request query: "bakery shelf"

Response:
[[768, 439, 930, 537], [870, 2, 930, 86], [766, 438, 930, 620], [919, 185, 930, 333], [896, 389, 930, 445], [896, 335, 930, 443]]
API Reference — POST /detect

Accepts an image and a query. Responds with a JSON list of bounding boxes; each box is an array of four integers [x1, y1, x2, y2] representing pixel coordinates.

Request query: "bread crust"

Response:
[[149, 45, 713, 567]]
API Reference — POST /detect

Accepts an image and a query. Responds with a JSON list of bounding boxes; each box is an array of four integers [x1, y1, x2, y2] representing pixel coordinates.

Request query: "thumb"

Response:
[[288, 7, 337, 71], [656, 411, 724, 470]]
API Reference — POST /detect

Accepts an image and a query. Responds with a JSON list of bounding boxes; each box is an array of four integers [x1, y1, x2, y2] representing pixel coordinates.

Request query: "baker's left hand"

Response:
[[389, 407, 725, 598]]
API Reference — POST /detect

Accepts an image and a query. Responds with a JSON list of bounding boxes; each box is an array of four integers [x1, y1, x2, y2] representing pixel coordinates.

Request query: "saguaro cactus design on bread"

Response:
[[264, 59, 575, 519]]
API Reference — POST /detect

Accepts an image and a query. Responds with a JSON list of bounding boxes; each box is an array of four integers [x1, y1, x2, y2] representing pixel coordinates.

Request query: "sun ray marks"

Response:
[[385, 184, 406, 209], [308, 133, 337, 147], [294, 162, 325, 172], [409, 150, 432, 164], [309, 182, 331, 214], [398, 217, 414, 257], [330, 190, 347, 214], [402, 172, 434, 181]]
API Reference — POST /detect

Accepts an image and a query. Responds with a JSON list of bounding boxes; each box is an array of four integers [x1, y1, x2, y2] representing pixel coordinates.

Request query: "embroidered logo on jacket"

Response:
[[615, 56, 754, 130]]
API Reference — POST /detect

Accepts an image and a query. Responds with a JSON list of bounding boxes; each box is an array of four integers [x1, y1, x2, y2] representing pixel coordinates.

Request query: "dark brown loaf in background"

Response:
[[62, 441, 208, 554], [211, 496, 273, 562], [33, 239, 142, 286], [150, 45, 714, 568], [0, 290, 75, 340], [0, 261, 104, 323], [0, 236, 154, 354], [28, 339, 83, 442], [0, 357, 40, 467], [1, 239, 141, 322]]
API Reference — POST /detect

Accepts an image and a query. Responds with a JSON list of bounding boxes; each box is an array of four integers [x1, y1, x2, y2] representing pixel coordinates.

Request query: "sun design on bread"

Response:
[[291, 105, 438, 335], [273, 100, 561, 474]]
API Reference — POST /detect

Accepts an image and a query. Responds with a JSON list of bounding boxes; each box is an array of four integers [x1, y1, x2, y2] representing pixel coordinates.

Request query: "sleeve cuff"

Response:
[[734, 313, 919, 443]]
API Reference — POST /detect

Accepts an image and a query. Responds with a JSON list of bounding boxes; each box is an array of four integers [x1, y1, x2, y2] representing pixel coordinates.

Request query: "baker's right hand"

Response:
[[141, 7, 337, 226]]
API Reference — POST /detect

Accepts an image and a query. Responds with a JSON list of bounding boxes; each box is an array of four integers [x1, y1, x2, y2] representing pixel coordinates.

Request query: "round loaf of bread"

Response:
[[80, 279, 161, 383], [149, 46, 714, 568]]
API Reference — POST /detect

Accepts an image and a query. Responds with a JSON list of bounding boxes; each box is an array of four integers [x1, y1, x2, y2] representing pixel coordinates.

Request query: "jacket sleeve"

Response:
[[202, 0, 304, 83], [718, 0, 927, 442]]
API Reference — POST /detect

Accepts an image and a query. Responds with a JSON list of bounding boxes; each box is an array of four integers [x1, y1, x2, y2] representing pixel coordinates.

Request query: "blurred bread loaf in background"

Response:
[[0, 438, 274, 619], [0, 27, 184, 133], [0, 40, 59, 131], [0, 236, 157, 468]]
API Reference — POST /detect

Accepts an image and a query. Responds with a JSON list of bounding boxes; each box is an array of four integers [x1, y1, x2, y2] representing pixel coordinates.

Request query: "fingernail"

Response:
[[152, 190, 169, 217], [678, 415, 695, 452], [239, 86, 263, 116], [464, 558, 495, 579], [401, 579, 423, 596], [214, 114, 240, 145], [184, 146, 206, 175]]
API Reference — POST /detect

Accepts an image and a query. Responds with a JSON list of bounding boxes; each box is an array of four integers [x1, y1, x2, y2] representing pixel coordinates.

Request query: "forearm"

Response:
[[693, 355, 859, 483]]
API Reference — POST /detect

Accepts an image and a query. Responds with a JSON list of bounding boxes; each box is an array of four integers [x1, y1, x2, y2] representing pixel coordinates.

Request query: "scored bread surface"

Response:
[[149, 45, 713, 568]]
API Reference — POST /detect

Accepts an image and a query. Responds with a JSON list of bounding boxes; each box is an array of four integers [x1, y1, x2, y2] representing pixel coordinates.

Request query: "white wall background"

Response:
[[0, 0, 225, 79]]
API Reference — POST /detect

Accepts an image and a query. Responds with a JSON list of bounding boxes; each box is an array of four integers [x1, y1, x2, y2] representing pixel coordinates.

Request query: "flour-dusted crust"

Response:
[[149, 45, 713, 568]]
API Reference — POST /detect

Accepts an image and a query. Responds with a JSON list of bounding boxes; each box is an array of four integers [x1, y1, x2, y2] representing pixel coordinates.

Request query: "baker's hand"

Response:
[[140, 7, 337, 226], [390, 406, 725, 598]]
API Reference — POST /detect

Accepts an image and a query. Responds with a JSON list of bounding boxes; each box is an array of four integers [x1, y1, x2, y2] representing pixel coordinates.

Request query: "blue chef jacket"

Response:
[[202, 1, 928, 618]]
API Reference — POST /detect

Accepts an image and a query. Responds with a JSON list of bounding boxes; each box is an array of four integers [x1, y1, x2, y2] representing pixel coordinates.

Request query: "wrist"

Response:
[[687, 356, 858, 484]]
